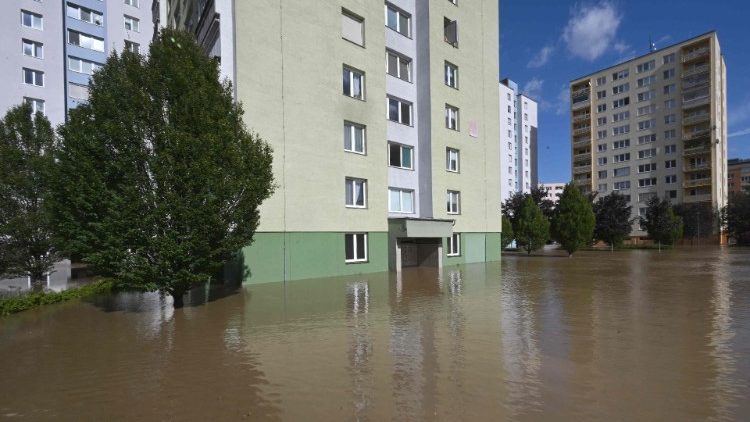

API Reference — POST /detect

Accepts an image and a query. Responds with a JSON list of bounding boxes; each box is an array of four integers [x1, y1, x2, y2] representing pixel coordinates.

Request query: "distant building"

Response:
[[570, 31, 728, 238], [539, 183, 566, 204], [728, 158, 750, 194], [500, 78, 538, 204]]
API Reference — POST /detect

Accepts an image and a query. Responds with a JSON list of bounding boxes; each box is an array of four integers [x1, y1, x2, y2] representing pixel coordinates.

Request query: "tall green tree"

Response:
[[502, 187, 555, 224], [673, 202, 717, 239], [515, 196, 550, 255], [500, 215, 514, 249], [49, 29, 275, 307], [551, 183, 595, 256], [725, 191, 750, 245], [0, 104, 58, 287], [640, 197, 683, 250], [593, 191, 632, 250]]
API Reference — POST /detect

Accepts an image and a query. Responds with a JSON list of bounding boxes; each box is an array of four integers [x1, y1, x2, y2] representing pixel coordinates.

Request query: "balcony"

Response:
[[573, 164, 591, 175], [573, 151, 592, 161], [573, 126, 592, 136], [682, 128, 711, 141], [683, 178, 712, 188], [573, 138, 590, 148], [572, 98, 591, 110], [681, 47, 709, 63], [682, 64, 710, 79], [574, 177, 592, 186], [682, 96, 710, 109], [683, 193, 712, 203], [682, 77, 710, 91], [571, 87, 590, 98], [572, 113, 591, 123], [682, 113, 710, 125], [684, 163, 710, 172]]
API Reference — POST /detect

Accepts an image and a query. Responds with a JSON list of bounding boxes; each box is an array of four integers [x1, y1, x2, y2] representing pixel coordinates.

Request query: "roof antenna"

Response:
[[649, 36, 656, 52]]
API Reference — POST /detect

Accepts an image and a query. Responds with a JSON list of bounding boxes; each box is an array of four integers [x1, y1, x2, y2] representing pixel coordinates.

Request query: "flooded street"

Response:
[[1, 248, 749, 421]]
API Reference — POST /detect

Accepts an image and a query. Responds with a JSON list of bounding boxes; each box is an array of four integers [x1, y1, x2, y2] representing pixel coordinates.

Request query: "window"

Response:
[[598, 130, 607, 140], [665, 175, 677, 184], [598, 157, 608, 166], [389, 143, 413, 169], [446, 148, 459, 172], [344, 122, 366, 154], [613, 111, 630, 122], [637, 91, 656, 102], [386, 50, 411, 82], [663, 53, 675, 64], [598, 143, 607, 152], [614, 167, 630, 177], [664, 114, 676, 124], [67, 30, 105, 52], [23, 68, 43, 86], [664, 129, 676, 140], [385, 4, 410, 37], [638, 148, 656, 159], [345, 233, 368, 263], [612, 69, 629, 80], [445, 105, 459, 130], [345, 178, 367, 208], [596, 76, 607, 86], [663, 68, 675, 79], [447, 233, 461, 256], [389, 188, 414, 213], [599, 183, 608, 192], [23, 97, 44, 115], [613, 125, 630, 135], [597, 90, 607, 99], [666, 190, 678, 199], [524, 113, 528, 121], [613, 97, 630, 109], [636, 60, 655, 73], [614, 153, 630, 163], [342, 9, 364, 45], [637, 75, 656, 87], [124, 0, 140, 7], [637, 104, 657, 116], [447, 190, 460, 214], [68, 57, 102, 75], [124, 40, 140, 54], [665, 144, 677, 154], [665, 159, 677, 169], [445, 61, 458, 88], [598, 170, 608, 179], [639, 192, 657, 202], [597, 104, 607, 113], [68, 83, 89, 100], [638, 177, 657, 187], [21, 10, 43, 30], [444, 18, 458, 47], [124, 15, 140, 32], [67, 4, 103, 26], [597, 117, 607, 126], [638, 134, 656, 144], [22, 39, 43, 58], [614, 181, 631, 190], [664, 99, 676, 109], [343, 66, 365, 99], [638, 119, 655, 131], [663, 84, 676, 95], [388, 96, 412, 125], [613, 83, 629, 95], [613, 139, 630, 149], [638, 163, 657, 173]]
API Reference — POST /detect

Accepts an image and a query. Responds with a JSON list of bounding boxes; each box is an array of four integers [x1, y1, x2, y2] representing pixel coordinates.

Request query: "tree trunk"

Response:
[[171, 291, 185, 308], [610, 243, 614, 252]]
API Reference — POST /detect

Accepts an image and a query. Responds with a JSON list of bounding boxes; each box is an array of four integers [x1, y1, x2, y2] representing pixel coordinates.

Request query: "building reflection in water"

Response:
[[346, 281, 373, 419]]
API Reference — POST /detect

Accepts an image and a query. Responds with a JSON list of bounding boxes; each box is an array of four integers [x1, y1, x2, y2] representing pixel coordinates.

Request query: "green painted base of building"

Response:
[[233, 231, 501, 285]]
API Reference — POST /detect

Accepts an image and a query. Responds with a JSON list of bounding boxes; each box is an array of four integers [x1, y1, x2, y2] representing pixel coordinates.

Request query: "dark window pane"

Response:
[[400, 102, 410, 125], [388, 99, 399, 121], [343, 69, 350, 95], [355, 234, 366, 260], [389, 144, 400, 166], [345, 234, 354, 260]]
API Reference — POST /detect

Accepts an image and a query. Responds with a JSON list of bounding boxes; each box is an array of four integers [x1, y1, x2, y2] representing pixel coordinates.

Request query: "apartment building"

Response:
[[162, 0, 502, 284], [728, 158, 750, 194], [570, 32, 727, 237], [0, 1, 154, 125], [499, 78, 538, 204], [539, 182, 565, 204]]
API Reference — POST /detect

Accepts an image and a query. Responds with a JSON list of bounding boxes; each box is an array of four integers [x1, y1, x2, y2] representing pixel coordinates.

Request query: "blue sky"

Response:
[[499, 0, 750, 183]]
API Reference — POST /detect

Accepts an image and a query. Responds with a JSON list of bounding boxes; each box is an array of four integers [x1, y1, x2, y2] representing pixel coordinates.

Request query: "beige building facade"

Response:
[[570, 32, 728, 237]]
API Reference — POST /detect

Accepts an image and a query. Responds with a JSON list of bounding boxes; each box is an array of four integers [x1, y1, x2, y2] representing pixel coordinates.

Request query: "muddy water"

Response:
[[1, 248, 749, 421]]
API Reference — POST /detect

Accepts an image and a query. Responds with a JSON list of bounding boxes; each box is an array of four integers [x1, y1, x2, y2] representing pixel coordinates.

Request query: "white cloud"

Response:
[[555, 85, 570, 115], [730, 97, 750, 126], [522, 78, 544, 99], [562, 1, 622, 61], [613, 41, 630, 54], [528, 45, 554, 68], [728, 128, 750, 138]]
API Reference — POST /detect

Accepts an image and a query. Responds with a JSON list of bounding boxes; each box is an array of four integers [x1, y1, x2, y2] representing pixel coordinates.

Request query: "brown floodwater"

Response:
[[1, 248, 749, 421]]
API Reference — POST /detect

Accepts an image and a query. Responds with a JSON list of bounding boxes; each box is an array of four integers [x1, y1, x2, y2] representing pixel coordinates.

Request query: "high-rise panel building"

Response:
[[499, 78, 538, 204], [570, 31, 727, 237], [728, 158, 750, 195], [1, 1, 155, 125], [161, 0, 503, 283]]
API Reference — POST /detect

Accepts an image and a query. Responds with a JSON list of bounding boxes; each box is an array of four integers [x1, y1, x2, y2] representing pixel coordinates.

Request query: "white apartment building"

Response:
[[500, 78, 538, 204], [539, 182, 565, 204]]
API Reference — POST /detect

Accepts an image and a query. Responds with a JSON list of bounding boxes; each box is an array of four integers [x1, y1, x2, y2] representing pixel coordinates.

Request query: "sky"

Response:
[[499, 0, 750, 183]]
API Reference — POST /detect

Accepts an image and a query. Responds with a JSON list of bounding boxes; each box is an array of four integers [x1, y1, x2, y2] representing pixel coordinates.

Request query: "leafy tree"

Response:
[[593, 191, 632, 250], [502, 187, 555, 224], [0, 104, 58, 287], [500, 215, 514, 249], [49, 29, 274, 307], [640, 197, 683, 250], [673, 202, 717, 239], [551, 183, 595, 256], [515, 196, 550, 255], [725, 191, 750, 245]]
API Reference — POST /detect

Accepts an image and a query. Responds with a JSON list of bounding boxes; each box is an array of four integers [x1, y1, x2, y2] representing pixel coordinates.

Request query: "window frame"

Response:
[[446, 147, 460, 173], [344, 121, 366, 155], [22, 39, 43, 59], [384, 3, 411, 38], [447, 233, 461, 256], [445, 61, 458, 89], [447, 190, 461, 214], [345, 177, 367, 208], [345, 233, 368, 263], [66, 3, 103, 26], [388, 188, 415, 214], [445, 104, 459, 131], [124, 15, 140, 32], [386, 50, 412, 82], [22, 68, 44, 87], [388, 142, 413, 169], [343, 65, 365, 100], [387, 96, 412, 126], [21, 10, 43, 30], [342, 9, 365, 46], [23, 97, 45, 115]]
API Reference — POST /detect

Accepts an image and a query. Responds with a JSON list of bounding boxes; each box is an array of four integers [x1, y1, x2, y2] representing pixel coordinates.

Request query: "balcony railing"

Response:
[[682, 96, 710, 109], [573, 152, 591, 161], [683, 178, 712, 188], [684, 163, 710, 172], [681, 47, 709, 63], [572, 99, 591, 110], [683, 145, 711, 157], [682, 78, 710, 91], [683, 193, 712, 203], [573, 164, 591, 175], [682, 113, 710, 125], [683, 128, 711, 140], [571, 87, 590, 98], [572, 113, 591, 123], [573, 126, 592, 136], [573, 138, 590, 148], [682, 64, 710, 78]]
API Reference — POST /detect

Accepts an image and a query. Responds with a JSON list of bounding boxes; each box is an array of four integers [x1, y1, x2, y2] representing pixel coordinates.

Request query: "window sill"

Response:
[[389, 165, 414, 171], [447, 254, 461, 257], [346, 205, 367, 209], [341, 37, 365, 48], [345, 259, 369, 264], [387, 119, 414, 128], [345, 149, 367, 156]]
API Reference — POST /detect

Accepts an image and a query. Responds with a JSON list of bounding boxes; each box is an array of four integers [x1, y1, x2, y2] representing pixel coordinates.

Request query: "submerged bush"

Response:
[[0, 279, 114, 316]]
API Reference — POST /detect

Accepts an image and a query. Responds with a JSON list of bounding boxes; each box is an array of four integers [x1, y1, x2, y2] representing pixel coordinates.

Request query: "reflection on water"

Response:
[[1, 249, 750, 420]]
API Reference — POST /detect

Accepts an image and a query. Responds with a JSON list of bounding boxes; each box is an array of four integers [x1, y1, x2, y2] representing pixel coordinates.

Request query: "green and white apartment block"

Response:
[[158, 0, 502, 283]]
